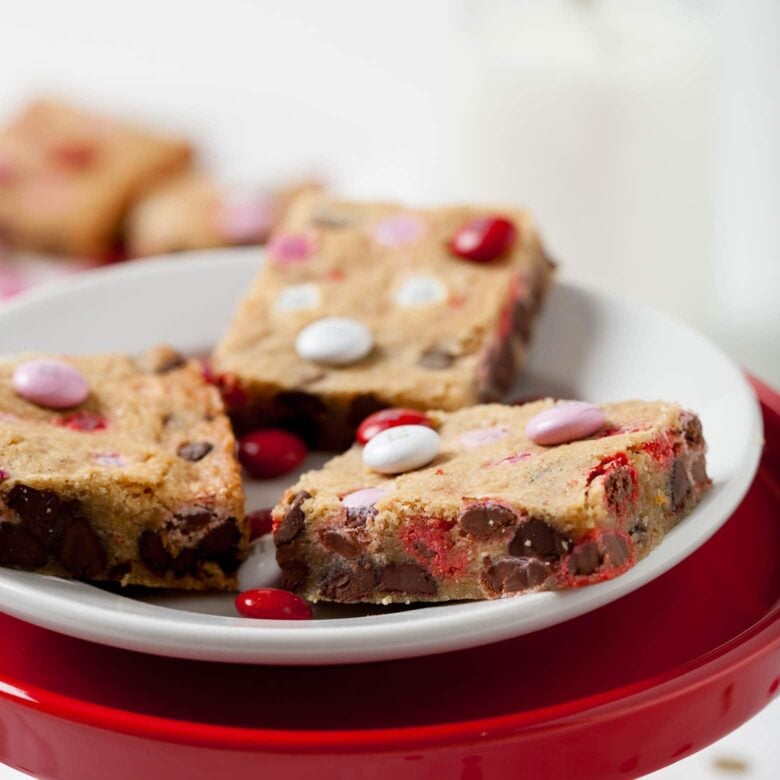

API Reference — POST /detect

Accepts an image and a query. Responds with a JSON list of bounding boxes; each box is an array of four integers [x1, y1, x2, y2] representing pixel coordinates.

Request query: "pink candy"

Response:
[[341, 486, 387, 509], [12, 359, 89, 409], [268, 232, 314, 264], [525, 402, 606, 446], [372, 212, 426, 247], [216, 192, 274, 244], [459, 426, 509, 449]]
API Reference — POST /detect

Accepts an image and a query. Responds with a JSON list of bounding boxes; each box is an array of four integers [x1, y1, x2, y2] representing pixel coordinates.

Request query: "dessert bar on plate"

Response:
[[0, 346, 246, 590], [125, 171, 322, 257], [0, 99, 191, 257], [212, 194, 555, 450], [272, 400, 710, 604]]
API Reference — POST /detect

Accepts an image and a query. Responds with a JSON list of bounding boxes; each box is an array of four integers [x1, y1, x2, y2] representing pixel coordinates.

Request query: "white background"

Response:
[[0, 1, 777, 777]]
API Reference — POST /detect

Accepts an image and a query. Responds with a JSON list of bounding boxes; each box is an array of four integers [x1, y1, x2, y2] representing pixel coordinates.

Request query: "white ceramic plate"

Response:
[[0, 249, 763, 665]]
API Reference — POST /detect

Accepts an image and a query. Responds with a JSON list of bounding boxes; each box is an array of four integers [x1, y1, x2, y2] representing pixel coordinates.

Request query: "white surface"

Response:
[[0, 249, 763, 665]]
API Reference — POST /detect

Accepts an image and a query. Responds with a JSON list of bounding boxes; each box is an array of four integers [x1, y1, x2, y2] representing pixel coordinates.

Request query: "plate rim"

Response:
[[0, 249, 765, 665]]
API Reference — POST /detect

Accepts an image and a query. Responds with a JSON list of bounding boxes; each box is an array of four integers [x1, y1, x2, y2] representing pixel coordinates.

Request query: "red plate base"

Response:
[[1, 386, 778, 780]]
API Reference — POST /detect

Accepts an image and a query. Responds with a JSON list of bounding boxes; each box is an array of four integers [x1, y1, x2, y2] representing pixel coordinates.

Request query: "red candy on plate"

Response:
[[237, 428, 308, 479], [247, 508, 274, 540], [235, 588, 313, 620], [356, 408, 432, 445], [449, 216, 517, 262]]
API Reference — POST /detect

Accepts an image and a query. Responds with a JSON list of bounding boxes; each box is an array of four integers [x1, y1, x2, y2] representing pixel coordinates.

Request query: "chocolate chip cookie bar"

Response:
[[0, 99, 191, 257], [125, 171, 322, 257], [212, 194, 555, 450], [272, 400, 710, 603], [0, 346, 246, 590]]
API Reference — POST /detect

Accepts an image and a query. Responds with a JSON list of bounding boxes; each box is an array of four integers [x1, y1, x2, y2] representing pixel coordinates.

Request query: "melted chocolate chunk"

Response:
[[509, 518, 569, 560], [459, 503, 518, 540], [177, 441, 213, 462], [482, 555, 550, 595], [0, 523, 47, 567], [319, 528, 362, 558], [281, 560, 309, 590], [344, 506, 375, 528], [418, 347, 456, 370], [604, 467, 635, 513], [199, 518, 240, 555], [483, 338, 515, 400], [173, 508, 214, 536], [682, 414, 703, 447], [566, 540, 600, 576], [566, 532, 631, 576], [6, 485, 64, 548], [138, 530, 172, 574], [58, 517, 107, 578], [274, 491, 310, 546], [348, 394, 386, 428], [378, 561, 437, 596], [671, 459, 692, 510], [601, 534, 630, 568], [690, 455, 709, 485], [320, 561, 376, 602], [512, 299, 532, 343]]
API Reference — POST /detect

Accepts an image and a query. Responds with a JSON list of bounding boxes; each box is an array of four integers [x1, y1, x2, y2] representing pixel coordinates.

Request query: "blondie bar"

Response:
[[213, 194, 555, 449], [272, 400, 710, 603], [0, 346, 246, 590]]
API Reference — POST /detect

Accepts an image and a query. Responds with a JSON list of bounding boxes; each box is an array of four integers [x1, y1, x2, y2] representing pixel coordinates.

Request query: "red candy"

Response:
[[449, 216, 517, 262], [54, 411, 108, 432], [49, 143, 96, 170], [238, 428, 308, 479], [247, 508, 274, 540], [235, 588, 313, 620], [356, 408, 432, 445]]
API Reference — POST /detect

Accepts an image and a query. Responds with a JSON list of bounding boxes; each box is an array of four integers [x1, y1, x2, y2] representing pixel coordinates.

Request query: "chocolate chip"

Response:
[[348, 394, 386, 428], [58, 517, 107, 578], [6, 485, 64, 548], [199, 518, 240, 555], [173, 508, 214, 535], [484, 339, 515, 400], [344, 506, 375, 528], [482, 556, 550, 595], [320, 560, 376, 602], [274, 392, 327, 445], [378, 561, 437, 596], [138, 530, 172, 574], [0, 523, 47, 567], [281, 560, 309, 590], [671, 459, 692, 510], [274, 491, 310, 546], [319, 528, 362, 558], [509, 518, 569, 560], [604, 467, 635, 513], [459, 503, 517, 540], [170, 548, 197, 578], [512, 299, 532, 342], [682, 413, 703, 447], [690, 455, 708, 485], [567, 540, 600, 576], [601, 534, 630, 568], [177, 441, 213, 462], [418, 347, 456, 370]]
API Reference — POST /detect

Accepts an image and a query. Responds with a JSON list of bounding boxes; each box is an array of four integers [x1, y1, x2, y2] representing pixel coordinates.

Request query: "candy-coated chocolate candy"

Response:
[[12, 359, 89, 409], [295, 317, 373, 365], [340, 486, 387, 509], [268, 232, 314, 264], [248, 508, 274, 540], [394, 275, 447, 307], [238, 428, 308, 479], [216, 191, 274, 243], [372, 212, 425, 247], [450, 216, 517, 262], [357, 408, 432, 445], [362, 424, 440, 475], [525, 402, 606, 446], [235, 587, 312, 620], [236, 538, 282, 592], [274, 283, 321, 312]]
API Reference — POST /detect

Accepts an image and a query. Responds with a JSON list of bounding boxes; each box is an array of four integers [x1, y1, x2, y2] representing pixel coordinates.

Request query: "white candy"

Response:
[[362, 424, 441, 474], [394, 275, 447, 307], [274, 283, 322, 312], [295, 317, 373, 365], [237, 537, 282, 591]]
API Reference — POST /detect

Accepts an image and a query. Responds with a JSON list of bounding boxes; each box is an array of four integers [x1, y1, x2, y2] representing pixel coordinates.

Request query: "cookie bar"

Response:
[[0, 346, 247, 590], [212, 194, 555, 450], [0, 99, 191, 257], [125, 171, 323, 257], [271, 400, 710, 604]]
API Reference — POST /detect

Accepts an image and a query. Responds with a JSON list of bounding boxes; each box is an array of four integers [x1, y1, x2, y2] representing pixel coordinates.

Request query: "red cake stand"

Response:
[[1, 381, 778, 780]]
